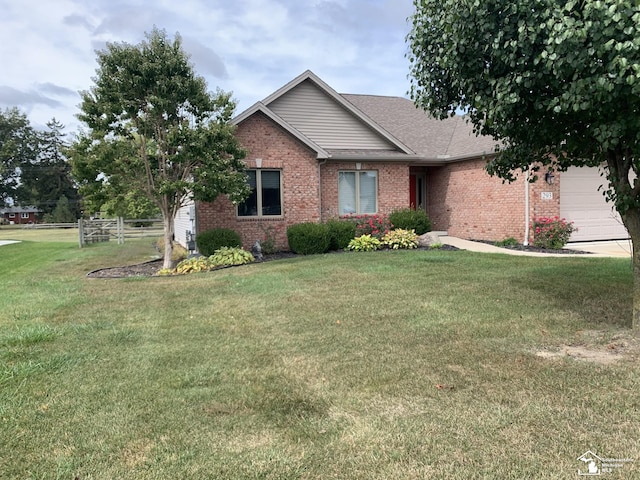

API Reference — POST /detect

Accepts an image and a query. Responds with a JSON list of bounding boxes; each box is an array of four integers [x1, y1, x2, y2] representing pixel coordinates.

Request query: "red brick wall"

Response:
[[197, 112, 320, 250], [530, 170, 561, 220], [320, 162, 410, 220], [199, 112, 569, 248], [197, 112, 415, 250], [427, 159, 561, 242]]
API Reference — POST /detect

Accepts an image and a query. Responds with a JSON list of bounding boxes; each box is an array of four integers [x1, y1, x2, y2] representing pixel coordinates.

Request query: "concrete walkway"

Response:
[[441, 236, 632, 258]]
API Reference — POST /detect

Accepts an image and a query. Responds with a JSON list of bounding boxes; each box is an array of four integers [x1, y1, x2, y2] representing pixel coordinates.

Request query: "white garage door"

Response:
[[560, 166, 629, 241]]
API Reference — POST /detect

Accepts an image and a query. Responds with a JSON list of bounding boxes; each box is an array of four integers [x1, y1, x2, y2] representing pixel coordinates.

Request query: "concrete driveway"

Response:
[[441, 236, 632, 258], [565, 239, 632, 258]]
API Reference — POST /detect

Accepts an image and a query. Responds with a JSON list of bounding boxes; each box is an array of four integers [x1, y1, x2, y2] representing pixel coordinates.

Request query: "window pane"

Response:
[[238, 170, 257, 216], [359, 171, 377, 214], [261, 170, 281, 215], [338, 172, 356, 215]]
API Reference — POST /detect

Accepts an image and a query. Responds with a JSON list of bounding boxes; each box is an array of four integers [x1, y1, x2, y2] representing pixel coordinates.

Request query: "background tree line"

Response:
[[0, 108, 80, 223], [0, 107, 160, 222]]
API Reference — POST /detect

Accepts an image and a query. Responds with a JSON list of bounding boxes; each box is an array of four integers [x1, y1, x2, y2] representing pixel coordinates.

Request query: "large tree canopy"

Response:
[[0, 108, 37, 206], [17, 118, 81, 219], [408, 0, 640, 331], [69, 28, 249, 268]]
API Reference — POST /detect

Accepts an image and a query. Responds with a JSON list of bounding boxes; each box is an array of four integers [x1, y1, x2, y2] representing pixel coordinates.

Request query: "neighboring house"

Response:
[[1, 206, 40, 225], [180, 70, 627, 250]]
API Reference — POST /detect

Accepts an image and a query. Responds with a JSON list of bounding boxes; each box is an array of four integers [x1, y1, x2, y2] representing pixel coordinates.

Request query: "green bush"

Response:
[[495, 237, 519, 247], [347, 234, 382, 252], [388, 208, 431, 235], [286, 222, 330, 255], [382, 229, 419, 249], [532, 216, 575, 250], [196, 228, 242, 256], [209, 247, 255, 266], [326, 219, 357, 250], [174, 257, 212, 275], [353, 214, 394, 239]]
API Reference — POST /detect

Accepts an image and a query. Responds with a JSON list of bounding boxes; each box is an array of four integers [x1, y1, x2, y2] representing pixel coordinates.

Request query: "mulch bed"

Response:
[[86, 242, 587, 279], [471, 239, 590, 255], [86, 246, 459, 278]]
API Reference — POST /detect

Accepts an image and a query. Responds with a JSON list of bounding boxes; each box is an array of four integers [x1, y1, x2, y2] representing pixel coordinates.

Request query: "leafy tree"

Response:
[[69, 28, 249, 268], [408, 0, 640, 332], [0, 108, 36, 206], [100, 189, 160, 220], [17, 119, 81, 219], [48, 195, 76, 223]]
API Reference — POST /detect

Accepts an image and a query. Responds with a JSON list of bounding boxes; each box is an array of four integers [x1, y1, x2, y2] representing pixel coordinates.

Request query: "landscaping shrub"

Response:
[[347, 234, 382, 252], [382, 229, 419, 249], [352, 214, 394, 239], [258, 225, 278, 254], [196, 228, 242, 256], [389, 208, 431, 235], [209, 247, 255, 266], [326, 218, 357, 250], [286, 222, 330, 255], [495, 237, 519, 247], [174, 257, 212, 274], [531, 216, 576, 250]]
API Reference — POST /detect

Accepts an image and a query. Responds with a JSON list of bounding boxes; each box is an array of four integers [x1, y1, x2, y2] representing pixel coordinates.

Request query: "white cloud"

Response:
[[0, 0, 416, 131]]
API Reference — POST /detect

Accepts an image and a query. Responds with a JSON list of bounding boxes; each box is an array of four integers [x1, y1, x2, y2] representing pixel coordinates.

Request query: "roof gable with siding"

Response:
[[266, 78, 405, 152]]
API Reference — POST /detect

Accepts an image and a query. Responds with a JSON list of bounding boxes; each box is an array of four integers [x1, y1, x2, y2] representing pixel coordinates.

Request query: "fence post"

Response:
[[118, 217, 124, 244], [78, 218, 85, 248]]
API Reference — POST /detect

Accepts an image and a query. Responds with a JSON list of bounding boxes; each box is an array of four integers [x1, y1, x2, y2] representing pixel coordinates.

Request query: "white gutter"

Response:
[[523, 171, 530, 246]]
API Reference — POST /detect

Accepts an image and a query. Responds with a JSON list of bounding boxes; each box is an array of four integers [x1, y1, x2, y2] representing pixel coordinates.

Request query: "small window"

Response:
[[21, 213, 30, 219], [338, 171, 378, 215], [238, 169, 282, 217], [8, 213, 15, 218]]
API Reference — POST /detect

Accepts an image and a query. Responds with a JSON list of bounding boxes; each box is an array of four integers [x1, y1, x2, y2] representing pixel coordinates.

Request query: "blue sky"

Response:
[[0, 0, 416, 131]]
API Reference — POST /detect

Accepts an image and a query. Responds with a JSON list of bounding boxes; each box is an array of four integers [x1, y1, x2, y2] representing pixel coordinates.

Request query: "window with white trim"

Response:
[[21, 213, 29, 219], [8, 213, 15, 218], [238, 169, 282, 217], [338, 171, 378, 215]]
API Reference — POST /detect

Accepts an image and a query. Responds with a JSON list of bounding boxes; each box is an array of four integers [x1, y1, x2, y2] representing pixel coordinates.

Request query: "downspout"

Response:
[[523, 171, 530, 246], [318, 158, 328, 220]]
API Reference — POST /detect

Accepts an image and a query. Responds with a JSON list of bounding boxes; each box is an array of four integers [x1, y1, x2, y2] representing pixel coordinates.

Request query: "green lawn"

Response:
[[1, 237, 638, 479]]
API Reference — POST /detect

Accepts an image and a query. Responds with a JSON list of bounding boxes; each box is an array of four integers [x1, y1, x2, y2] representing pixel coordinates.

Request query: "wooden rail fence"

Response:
[[78, 218, 163, 247]]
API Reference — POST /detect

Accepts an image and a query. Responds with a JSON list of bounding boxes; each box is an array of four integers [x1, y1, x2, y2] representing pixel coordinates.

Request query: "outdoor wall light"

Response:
[[545, 170, 555, 185]]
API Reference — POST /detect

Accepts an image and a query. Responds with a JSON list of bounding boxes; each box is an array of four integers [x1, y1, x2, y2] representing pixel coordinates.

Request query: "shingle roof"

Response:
[[234, 70, 497, 162], [341, 94, 497, 160], [1, 205, 39, 214]]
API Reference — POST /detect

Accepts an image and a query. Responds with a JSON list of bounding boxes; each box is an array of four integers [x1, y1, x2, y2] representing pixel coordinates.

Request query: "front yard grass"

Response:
[[1, 239, 638, 479]]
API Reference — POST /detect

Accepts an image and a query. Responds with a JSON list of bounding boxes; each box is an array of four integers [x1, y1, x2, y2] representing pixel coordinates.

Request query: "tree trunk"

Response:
[[617, 193, 640, 335], [162, 213, 175, 270], [622, 207, 640, 335], [606, 149, 639, 334]]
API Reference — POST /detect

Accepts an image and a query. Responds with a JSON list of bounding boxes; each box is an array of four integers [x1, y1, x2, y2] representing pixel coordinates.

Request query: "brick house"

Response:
[[1, 205, 40, 225], [181, 70, 627, 250]]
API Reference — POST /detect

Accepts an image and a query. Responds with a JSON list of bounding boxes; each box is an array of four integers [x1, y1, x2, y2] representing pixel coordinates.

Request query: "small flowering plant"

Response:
[[347, 234, 382, 252], [348, 214, 394, 239], [382, 229, 419, 249], [531, 216, 576, 250]]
